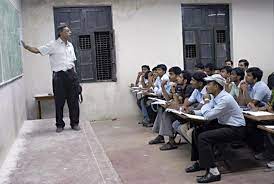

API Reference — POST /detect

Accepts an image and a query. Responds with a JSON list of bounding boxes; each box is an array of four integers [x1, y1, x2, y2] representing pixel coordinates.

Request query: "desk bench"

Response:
[[34, 94, 54, 119]]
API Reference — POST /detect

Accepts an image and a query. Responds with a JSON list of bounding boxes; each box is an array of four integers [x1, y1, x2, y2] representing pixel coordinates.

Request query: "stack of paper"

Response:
[[243, 111, 274, 116], [165, 108, 183, 115], [151, 99, 167, 105], [265, 125, 274, 129]]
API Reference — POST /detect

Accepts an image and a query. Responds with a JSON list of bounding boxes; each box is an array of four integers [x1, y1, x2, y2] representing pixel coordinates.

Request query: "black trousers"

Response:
[[52, 69, 80, 128], [191, 122, 246, 169]]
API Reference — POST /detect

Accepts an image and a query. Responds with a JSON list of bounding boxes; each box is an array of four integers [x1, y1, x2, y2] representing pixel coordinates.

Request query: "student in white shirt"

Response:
[[21, 24, 80, 133]]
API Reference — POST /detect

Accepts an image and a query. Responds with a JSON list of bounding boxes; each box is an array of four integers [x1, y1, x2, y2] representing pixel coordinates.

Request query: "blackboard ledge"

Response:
[[0, 74, 24, 89]]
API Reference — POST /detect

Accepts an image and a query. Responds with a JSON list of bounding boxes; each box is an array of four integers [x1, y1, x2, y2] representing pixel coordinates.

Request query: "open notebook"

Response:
[[165, 108, 206, 121], [242, 111, 274, 116]]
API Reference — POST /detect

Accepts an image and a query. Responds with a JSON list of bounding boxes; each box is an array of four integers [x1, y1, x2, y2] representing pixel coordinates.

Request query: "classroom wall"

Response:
[[21, 0, 274, 121], [231, 0, 274, 81], [0, 0, 27, 167]]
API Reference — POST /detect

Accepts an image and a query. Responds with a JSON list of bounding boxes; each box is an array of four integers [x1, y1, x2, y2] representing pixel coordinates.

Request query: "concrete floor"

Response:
[[0, 117, 273, 184]]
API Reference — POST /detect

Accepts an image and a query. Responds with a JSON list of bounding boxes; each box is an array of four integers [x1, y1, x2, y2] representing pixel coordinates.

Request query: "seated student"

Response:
[[204, 63, 215, 76], [135, 65, 150, 87], [138, 67, 158, 126], [183, 71, 208, 112], [214, 67, 221, 74], [195, 63, 205, 73], [220, 66, 233, 92], [146, 66, 180, 128], [248, 74, 274, 162], [172, 72, 208, 143], [229, 67, 245, 101], [185, 74, 246, 183], [142, 64, 171, 127], [224, 59, 233, 67], [238, 59, 249, 72], [149, 70, 194, 150], [238, 67, 271, 107]]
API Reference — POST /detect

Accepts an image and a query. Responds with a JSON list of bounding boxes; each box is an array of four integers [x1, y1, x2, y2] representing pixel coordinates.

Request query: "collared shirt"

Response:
[[38, 38, 76, 72], [248, 81, 271, 105], [153, 73, 171, 96], [230, 82, 240, 98], [188, 86, 207, 104], [196, 90, 246, 127]]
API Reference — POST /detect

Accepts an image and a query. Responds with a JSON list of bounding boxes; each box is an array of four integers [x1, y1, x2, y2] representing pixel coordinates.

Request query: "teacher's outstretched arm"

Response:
[[21, 40, 40, 54]]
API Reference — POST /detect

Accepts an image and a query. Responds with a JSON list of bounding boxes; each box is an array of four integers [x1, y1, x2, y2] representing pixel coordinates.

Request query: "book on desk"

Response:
[[165, 108, 206, 121]]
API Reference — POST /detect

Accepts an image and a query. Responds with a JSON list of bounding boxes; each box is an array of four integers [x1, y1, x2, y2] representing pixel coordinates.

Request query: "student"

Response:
[[172, 72, 208, 144], [148, 66, 180, 134], [183, 71, 208, 112], [229, 67, 245, 101], [204, 63, 215, 76], [142, 64, 171, 127], [135, 65, 150, 87], [224, 59, 233, 67], [186, 74, 246, 183], [238, 59, 249, 71], [220, 66, 232, 92], [238, 67, 271, 107], [153, 64, 171, 97], [149, 70, 194, 150], [195, 63, 205, 73], [21, 24, 80, 133]]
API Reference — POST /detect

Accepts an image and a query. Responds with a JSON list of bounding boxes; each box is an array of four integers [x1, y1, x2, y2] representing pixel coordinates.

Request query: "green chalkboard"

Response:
[[0, 0, 22, 85]]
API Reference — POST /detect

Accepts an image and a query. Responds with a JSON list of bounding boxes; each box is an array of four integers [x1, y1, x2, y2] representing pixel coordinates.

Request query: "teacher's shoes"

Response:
[[56, 127, 64, 133], [71, 125, 81, 131]]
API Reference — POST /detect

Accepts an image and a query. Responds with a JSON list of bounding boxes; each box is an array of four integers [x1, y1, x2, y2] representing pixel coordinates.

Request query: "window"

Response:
[[54, 7, 116, 82]]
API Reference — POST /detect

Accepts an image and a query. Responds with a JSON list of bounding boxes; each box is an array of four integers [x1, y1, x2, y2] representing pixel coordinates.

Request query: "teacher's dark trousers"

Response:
[[53, 69, 80, 128], [191, 122, 246, 169]]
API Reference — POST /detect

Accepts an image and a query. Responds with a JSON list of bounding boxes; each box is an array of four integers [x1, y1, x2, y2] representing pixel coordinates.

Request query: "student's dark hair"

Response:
[[195, 63, 204, 70], [231, 67, 245, 81], [204, 63, 215, 71], [246, 67, 263, 81], [181, 70, 192, 84], [238, 59, 249, 68], [152, 67, 157, 71], [225, 59, 233, 65], [144, 71, 151, 79], [221, 66, 233, 74], [168, 66, 182, 75], [141, 65, 150, 71], [57, 23, 69, 38], [212, 81, 224, 91], [192, 71, 207, 85], [156, 64, 167, 72]]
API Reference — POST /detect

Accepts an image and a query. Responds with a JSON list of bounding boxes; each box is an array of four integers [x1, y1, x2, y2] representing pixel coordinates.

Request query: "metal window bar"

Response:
[[95, 32, 112, 80], [185, 45, 196, 58], [79, 35, 91, 50], [216, 30, 226, 43]]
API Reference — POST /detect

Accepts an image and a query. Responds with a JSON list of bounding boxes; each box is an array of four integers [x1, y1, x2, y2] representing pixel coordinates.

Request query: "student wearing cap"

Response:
[[21, 24, 80, 133], [185, 74, 246, 183]]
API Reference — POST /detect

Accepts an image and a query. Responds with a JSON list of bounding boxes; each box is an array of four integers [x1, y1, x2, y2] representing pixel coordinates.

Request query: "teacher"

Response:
[[21, 24, 80, 133]]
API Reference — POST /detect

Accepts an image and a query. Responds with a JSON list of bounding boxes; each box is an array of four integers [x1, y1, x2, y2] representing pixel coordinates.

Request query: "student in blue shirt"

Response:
[[185, 74, 246, 183], [238, 67, 271, 107]]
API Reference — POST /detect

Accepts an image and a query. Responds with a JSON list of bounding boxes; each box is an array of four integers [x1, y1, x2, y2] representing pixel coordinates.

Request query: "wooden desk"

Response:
[[34, 94, 54, 119], [257, 125, 274, 134], [244, 114, 274, 122]]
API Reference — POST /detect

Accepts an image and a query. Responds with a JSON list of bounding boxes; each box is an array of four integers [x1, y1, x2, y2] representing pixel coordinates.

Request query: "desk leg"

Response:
[[37, 100, 42, 119]]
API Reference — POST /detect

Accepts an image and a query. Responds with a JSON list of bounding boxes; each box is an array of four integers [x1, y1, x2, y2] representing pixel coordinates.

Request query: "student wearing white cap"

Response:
[[185, 74, 246, 183]]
